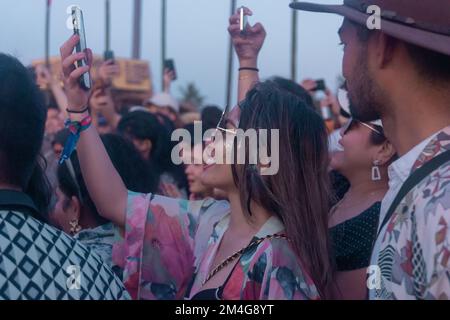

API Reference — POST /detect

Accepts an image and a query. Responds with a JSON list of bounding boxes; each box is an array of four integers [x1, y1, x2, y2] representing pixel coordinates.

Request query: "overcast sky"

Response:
[[1, 0, 344, 106]]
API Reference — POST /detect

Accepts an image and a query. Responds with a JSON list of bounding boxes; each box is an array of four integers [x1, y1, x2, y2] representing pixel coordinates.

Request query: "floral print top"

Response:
[[370, 126, 450, 299], [112, 192, 319, 300]]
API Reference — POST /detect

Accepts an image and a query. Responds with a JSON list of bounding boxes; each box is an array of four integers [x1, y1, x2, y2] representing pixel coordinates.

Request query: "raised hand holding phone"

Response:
[[71, 7, 91, 91], [239, 7, 249, 35], [314, 79, 326, 92], [229, 6, 266, 101], [61, 6, 93, 112], [98, 59, 120, 85], [164, 59, 177, 81], [58, 7, 128, 227], [104, 50, 115, 62], [228, 7, 266, 67], [60, 33, 93, 112]]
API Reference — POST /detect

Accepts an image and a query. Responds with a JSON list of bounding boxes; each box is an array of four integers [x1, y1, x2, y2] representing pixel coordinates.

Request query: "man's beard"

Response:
[[347, 48, 384, 122]]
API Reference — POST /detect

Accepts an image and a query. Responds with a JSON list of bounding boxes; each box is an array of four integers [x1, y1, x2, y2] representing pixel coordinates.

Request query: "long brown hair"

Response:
[[231, 81, 334, 298]]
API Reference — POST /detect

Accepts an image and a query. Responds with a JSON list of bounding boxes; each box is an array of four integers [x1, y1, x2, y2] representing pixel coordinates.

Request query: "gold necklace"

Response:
[[202, 234, 288, 286]]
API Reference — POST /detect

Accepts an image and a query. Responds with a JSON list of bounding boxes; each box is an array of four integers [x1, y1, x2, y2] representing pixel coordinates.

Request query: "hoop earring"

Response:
[[372, 160, 381, 181], [69, 219, 82, 236]]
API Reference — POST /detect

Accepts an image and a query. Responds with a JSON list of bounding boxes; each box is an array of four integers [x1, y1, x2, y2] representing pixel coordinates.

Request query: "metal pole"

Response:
[[105, 0, 111, 52], [161, 0, 167, 90], [45, 0, 51, 68], [226, 0, 237, 107], [291, 0, 298, 82], [132, 0, 142, 59]]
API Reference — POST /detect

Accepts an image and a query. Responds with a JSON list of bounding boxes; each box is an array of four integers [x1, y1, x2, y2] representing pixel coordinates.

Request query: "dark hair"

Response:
[[201, 105, 223, 131], [25, 156, 52, 219], [352, 19, 450, 83], [101, 134, 159, 192], [155, 112, 177, 133], [117, 111, 188, 192], [270, 76, 315, 108], [0, 54, 51, 219], [232, 81, 333, 298], [118, 111, 163, 148], [57, 134, 158, 225], [405, 43, 450, 83], [368, 125, 398, 165], [329, 170, 350, 206]]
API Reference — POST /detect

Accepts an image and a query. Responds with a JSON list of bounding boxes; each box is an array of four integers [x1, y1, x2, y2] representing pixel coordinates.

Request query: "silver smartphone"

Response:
[[239, 7, 249, 35], [72, 6, 91, 90]]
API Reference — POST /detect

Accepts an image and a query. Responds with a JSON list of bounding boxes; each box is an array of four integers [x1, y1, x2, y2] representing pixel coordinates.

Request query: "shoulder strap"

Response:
[[377, 150, 450, 237]]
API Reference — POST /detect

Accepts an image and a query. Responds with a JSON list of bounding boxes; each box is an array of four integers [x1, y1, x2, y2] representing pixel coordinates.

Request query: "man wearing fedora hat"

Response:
[[291, 0, 450, 299]]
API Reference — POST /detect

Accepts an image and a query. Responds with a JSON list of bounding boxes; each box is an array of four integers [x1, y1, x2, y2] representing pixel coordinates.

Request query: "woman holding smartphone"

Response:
[[59, 7, 333, 300]]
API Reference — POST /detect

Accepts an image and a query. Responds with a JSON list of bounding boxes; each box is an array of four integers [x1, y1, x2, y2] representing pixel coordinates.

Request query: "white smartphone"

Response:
[[71, 6, 92, 90], [239, 7, 249, 35]]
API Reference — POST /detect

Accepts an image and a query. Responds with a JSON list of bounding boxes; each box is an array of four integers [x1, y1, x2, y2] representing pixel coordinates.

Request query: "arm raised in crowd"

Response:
[[60, 35, 127, 227], [163, 68, 176, 93], [89, 87, 122, 129], [36, 64, 69, 112], [228, 7, 266, 102]]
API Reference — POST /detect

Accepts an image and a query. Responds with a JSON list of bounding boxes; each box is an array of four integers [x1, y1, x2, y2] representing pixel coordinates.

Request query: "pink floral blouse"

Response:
[[112, 192, 319, 300]]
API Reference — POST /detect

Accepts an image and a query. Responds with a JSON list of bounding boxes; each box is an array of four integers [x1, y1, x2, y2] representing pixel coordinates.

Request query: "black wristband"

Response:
[[66, 106, 90, 114], [239, 67, 259, 72]]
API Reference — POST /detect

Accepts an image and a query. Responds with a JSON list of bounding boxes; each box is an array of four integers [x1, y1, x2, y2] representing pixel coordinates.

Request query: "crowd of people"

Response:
[[0, 1, 449, 300]]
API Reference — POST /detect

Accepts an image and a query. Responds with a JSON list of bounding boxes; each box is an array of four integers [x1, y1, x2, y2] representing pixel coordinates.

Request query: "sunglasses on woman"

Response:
[[343, 118, 383, 136], [215, 104, 238, 136]]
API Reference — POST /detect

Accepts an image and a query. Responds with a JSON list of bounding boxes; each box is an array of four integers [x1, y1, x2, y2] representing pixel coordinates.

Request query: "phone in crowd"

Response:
[[164, 59, 177, 81], [314, 79, 326, 92], [239, 7, 249, 35], [104, 50, 115, 62], [72, 6, 92, 91]]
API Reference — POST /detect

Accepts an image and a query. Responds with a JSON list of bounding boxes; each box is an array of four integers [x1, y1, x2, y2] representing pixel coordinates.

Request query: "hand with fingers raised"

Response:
[[35, 64, 54, 89], [300, 79, 318, 95], [97, 59, 120, 86], [60, 34, 93, 112], [228, 7, 266, 68], [163, 68, 176, 93]]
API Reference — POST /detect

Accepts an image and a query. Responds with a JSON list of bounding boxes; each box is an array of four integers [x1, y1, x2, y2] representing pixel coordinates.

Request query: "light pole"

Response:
[[132, 0, 142, 59], [45, 0, 52, 67], [161, 0, 167, 90], [291, 0, 298, 82], [226, 0, 237, 108], [105, 0, 111, 54]]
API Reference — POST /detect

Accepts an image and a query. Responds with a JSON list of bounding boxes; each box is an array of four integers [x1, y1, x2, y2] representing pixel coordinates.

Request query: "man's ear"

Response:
[[373, 32, 398, 69], [375, 140, 396, 166]]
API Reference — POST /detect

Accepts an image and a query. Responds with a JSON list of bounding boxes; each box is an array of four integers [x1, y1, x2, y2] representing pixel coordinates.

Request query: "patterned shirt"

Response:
[[370, 126, 450, 299], [112, 191, 319, 300], [74, 223, 123, 280], [0, 191, 130, 300]]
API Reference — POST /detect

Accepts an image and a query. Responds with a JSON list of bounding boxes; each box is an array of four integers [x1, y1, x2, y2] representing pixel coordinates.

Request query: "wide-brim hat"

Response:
[[290, 0, 450, 56]]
